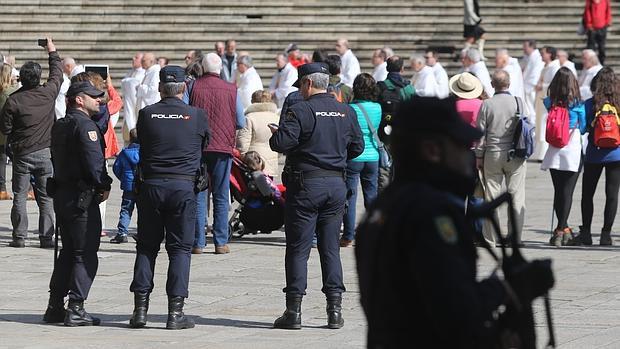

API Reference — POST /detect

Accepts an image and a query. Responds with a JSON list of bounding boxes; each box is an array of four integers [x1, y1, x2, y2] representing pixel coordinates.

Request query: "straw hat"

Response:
[[449, 72, 483, 99]]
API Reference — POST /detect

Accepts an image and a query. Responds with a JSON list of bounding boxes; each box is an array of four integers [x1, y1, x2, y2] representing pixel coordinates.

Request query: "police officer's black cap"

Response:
[[160, 65, 186, 83], [393, 96, 483, 145], [66, 81, 105, 98], [292, 63, 330, 88]]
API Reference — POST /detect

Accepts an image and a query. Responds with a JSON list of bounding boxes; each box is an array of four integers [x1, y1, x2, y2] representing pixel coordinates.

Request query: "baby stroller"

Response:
[[228, 150, 285, 238]]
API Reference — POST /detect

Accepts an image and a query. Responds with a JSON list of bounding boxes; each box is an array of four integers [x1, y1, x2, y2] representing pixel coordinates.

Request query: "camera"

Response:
[[37, 39, 48, 47]]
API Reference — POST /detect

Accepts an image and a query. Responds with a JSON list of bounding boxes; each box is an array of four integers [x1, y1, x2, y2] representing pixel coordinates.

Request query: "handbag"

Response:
[[356, 103, 392, 169]]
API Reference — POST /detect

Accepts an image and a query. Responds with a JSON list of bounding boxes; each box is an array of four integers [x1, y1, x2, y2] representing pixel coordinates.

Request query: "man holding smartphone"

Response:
[[0, 37, 62, 248]]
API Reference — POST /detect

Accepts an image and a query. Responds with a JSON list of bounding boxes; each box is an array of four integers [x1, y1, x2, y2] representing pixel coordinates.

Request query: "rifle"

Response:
[[468, 192, 556, 349]]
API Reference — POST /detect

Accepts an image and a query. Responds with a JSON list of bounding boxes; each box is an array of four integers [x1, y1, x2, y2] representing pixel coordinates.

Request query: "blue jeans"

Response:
[[343, 161, 378, 241], [206, 152, 232, 247], [117, 190, 136, 236], [194, 190, 207, 248]]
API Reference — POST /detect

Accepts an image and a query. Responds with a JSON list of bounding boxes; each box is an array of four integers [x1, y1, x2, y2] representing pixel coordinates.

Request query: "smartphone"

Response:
[[84, 64, 109, 80], [268, 123, 279, 129], [37, 39, 48, 47]]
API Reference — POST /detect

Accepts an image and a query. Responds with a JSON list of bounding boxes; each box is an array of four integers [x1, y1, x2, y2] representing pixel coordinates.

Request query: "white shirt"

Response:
[[579, 64, 603, 101], [371, 62, 388, 82], [523, 50, 544, 93], [55, 74, 70, 119], [562, 60, 578, 77], [467, 61, 494, 97], [431, 62, 450, 98], [339, 49, 361, 87], [502, 57, 525, 100], [120, 67, 146, 131], [136, 64, 161, 111], [541, 60, 561, 93], [238, 66, 263, 110], [412, 66, 438, 97], [269, 63, 298, 109]]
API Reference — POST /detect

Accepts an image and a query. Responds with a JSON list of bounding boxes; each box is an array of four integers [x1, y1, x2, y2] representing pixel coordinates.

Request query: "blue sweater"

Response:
[[350, 101, 382, 162], [584, 98, 620, 164], [113, 143, 140, 191]]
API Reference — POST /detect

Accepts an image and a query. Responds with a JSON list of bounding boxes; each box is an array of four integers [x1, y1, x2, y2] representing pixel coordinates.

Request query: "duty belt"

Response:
[[299, 168, 344, 179], [144, 174, 195, 182]]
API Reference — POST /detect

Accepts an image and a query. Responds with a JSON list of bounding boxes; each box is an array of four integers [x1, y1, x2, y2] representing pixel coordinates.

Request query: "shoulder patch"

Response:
[[87, 131, 98, 142], [285, 110, 296, 121], [434, 216, 458, 245]]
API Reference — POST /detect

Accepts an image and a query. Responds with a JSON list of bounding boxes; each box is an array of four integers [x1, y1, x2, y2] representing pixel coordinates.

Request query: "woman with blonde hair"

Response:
[[236, 89, 279, 175], [0, 64, 16, 200]]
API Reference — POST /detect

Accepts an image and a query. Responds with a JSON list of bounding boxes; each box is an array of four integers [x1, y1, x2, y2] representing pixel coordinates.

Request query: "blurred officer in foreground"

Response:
[[355, 96, 555, 348], [44, 81, 112, 326], [269, 63, 364, 330], [129, 65, 210, 330]]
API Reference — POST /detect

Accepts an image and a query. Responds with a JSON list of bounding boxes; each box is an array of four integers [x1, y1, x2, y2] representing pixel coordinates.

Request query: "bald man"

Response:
[[136, 52, 161, 111], [495, 49, 524, 101], [578, 49, 603, 100], [335, 38, 360, 88], [121, 52, 146, 136]]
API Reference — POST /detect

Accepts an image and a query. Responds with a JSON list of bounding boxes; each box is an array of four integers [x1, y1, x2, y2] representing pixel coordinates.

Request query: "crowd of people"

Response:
[[0, 1, 614, 343]]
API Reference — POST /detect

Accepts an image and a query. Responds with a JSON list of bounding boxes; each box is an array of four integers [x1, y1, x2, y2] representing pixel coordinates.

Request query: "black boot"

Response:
[[274, 294, 302, 330], [326, 293, 344, 329], [600, 231, 614, 246], [129, 292, 149, 328], [568, 225, 592, 246], [64, 299, 100, 326], [43, 296, 65, 323], [166, 296, 194, 330]]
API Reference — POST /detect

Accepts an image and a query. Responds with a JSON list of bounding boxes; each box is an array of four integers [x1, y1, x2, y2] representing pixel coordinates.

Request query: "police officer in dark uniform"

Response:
[[129, 65, 210, 330], [43, 81, 113, 326], [269, 63, 364, 330], [355, 97, 555, 348]]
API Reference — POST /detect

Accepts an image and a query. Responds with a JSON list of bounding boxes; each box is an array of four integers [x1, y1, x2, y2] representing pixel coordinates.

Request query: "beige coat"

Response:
[[236, 102, 280, 175]]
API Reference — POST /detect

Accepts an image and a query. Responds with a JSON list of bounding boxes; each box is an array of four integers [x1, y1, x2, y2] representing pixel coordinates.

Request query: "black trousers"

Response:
[[587, 27, 607, 65], [283, 176, 346, 296], [48, 189, 102, 301], [130, 179, 196, 298], [550, 169, 581, 230], [581, 161, 620, 232], [0, 144, 7, 191]]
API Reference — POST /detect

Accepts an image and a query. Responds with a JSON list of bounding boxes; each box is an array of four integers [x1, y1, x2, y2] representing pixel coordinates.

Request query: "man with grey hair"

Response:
[[495, 48, 524, 101], [136, 52, 161, 111], [130, 65, 210, 330], [237, 54, 263, 109], [56, 57, 85, 118], [462, 48, 493, 97], [475, 70, 527, 246], [410, 54, 438, 97], [557, 50, 577, 77], [270, 62, 364, 330], [335, 38, 361, 87], [220, 39, 237, 83], [189, 52, 244, 255], [370, 49, 388, 82], [579, 49, 603, 100], [269, 53, 298, 109]]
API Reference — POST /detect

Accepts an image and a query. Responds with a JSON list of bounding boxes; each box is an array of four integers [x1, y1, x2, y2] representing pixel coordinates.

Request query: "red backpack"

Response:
[[592, 103, 620, 148], [545, 106, 570, 148]]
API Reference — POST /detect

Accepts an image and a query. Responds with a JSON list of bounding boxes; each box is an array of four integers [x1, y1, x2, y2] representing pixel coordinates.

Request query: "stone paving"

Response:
[[0, 161, 618, 348]]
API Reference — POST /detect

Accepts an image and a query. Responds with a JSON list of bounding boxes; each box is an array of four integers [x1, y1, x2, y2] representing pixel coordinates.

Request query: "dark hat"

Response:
[[285, 43, 299, 54], [393, 96, 483, 145], [66, 81, 104, 98], [160, 65, 185, 83], [292, 62, 330, 88]]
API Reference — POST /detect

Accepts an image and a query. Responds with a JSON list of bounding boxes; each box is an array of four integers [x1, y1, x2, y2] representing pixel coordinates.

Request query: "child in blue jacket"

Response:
[[110, 129, 140, 243]]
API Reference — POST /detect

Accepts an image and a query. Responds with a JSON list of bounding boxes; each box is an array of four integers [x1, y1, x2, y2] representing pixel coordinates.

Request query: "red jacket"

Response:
[[190, 73, 237, 155], [584, 0, 612, 30]]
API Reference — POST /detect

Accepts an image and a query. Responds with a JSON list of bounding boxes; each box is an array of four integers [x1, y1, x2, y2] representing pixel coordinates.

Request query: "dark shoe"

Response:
[[561, 227, 574, 246], [214, 244, 230, 254], [64, 300, 100, 326], [166, 296, 194, 330], [326, 293, 344, 329], [8, 239, 25, 248], [110, 234, 128, 244], [43, 298, 65, 323], [339, 238, 353, 248], [274, 294, 302, 330], [567, 226, 592, 246], [549, 229, 563, 247], [191, 247, 203, 254], [600, 231, 614, 246], [129, 292, 149, 328], [40, 239, 54, 249]]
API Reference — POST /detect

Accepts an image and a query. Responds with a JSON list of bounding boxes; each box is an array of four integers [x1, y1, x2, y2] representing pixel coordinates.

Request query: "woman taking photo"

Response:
[[542, 67, 586, 246], [572, 67, 620, 246], [341, 73, 381, 247]]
